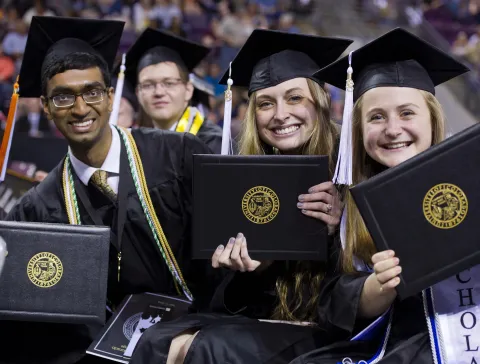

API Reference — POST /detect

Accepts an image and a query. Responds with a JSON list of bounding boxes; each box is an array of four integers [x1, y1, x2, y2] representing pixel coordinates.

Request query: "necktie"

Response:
[[90, 170, 116, 201]]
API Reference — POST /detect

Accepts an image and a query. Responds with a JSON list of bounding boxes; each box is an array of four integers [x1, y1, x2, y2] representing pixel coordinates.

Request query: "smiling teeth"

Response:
[[384, 142, 409, 149], [274, 125, 300, 135], [73, 120, 93, 127]]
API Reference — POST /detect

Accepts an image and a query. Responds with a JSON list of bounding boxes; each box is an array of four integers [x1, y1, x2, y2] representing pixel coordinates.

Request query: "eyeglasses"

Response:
[[49, 88, 107, 108], [137, 78, 184, 93]]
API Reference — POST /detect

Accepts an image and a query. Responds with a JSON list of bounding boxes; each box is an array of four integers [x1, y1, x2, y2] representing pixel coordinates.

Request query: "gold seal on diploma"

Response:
[[423, 183, 468, 229], [242, 186, 280, 224], [27, 252, 64, 288]]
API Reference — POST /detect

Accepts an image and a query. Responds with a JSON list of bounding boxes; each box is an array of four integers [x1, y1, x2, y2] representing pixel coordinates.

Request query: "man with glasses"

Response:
[[4, 16, 221, 364], [123, 28, 223, 154]]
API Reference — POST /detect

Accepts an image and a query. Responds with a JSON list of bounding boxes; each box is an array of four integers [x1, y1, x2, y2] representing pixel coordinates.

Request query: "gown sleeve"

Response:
[[5, 189, 42, 221], [196, 120, 223, 154], [209, 261, 285, 318], [315, 234, 370, 338]]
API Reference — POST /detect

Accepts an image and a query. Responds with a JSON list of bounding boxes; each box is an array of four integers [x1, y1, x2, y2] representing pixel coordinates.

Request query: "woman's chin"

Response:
[[270, 140, 306, 154], [264, 131, 309, 154]]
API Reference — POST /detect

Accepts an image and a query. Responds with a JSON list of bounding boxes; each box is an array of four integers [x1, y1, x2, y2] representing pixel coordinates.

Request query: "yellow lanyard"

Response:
[[175, 107, 204, 135]]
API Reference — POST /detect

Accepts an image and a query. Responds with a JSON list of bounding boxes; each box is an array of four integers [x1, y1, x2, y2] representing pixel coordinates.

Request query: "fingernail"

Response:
[[308, 188, 314, 193], [228, 238, 234, 245], [388, 250, 395, 257], [298, 195, 304, 201], [396, 266, 402, 274], [217, 244, 224, 250], [236, 232, 243, 239], [394, 257, 400, 264], [297, 202, 303, 208], [301, 209, 307, 214]]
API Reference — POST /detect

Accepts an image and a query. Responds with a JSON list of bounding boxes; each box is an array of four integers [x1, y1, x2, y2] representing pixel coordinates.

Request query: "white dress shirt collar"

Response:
[[68, 124, 120, 187]]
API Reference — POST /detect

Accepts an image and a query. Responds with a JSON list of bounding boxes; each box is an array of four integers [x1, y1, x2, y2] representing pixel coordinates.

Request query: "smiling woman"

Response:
[[299, 27, 471, 364], [358, 87, 443, 169], [129, 29, 355, 364], [244, 77, 332, 159]]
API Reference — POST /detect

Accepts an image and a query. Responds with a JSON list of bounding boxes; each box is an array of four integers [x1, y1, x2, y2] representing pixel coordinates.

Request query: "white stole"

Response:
[[430, 266, 480, 364]]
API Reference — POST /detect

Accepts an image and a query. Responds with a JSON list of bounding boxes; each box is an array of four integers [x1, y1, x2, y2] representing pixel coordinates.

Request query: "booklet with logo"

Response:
[[87, 292, 191, 363]]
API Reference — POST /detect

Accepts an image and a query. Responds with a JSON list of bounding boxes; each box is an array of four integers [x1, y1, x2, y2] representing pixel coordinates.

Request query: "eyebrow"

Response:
[[256, 94, 274, 102], [396, 103, 419, 110], [256, 87, 304, 101], [50, 81, 105, 95], [366, 103, 420, 115], [285, 87, 303, 94]]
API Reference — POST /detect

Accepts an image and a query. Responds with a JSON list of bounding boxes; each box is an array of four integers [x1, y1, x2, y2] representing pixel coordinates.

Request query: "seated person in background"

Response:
[[124, 28, 223, 153]]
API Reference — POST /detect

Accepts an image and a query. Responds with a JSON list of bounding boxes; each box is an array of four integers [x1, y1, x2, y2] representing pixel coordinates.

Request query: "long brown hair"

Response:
[[239, 78, 338, 322], [342, 90, 446, 273]]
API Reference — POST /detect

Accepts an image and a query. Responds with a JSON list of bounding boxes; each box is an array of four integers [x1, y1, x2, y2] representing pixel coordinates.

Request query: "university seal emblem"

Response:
[[27, 252, 63, 288], [423, 183, 468, 229], [242, 186, 280, 224]]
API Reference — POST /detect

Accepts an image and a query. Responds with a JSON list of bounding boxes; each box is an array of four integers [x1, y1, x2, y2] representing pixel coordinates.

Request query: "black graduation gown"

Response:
[[1, 128, 222, 364], [196, 120, 222, 154], [129, 235, 356, 364], [288, 262, 432, 363]]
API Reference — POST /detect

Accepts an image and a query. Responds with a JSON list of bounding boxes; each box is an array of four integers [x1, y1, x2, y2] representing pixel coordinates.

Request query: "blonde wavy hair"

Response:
[[342, 90, 446, 273], [239, 78, 338, 322]]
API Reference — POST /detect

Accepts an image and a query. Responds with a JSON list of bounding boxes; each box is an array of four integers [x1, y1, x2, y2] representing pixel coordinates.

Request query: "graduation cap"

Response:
[[313, 27, 470, 186], [218, 29, 353, 95], [19, 16, 125, 98], [314, 27, 469, 102], [122, 28, 210, 89]]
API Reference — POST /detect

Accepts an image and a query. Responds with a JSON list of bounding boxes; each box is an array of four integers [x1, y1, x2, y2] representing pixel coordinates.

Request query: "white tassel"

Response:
[[221, 62, 233, 155], [339, 205, 348, 251], [0, 236, 6, 278], [109, 53, 126, 126], [333, 51, 354, 186]]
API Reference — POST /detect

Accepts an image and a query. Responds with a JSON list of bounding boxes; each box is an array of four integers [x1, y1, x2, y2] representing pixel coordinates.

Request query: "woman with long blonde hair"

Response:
[[290, 28, 471, 364], [130, 29, 355, 364]]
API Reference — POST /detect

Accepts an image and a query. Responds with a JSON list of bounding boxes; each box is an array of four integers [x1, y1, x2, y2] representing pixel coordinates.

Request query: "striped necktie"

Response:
[[90, 170, 117, 201]]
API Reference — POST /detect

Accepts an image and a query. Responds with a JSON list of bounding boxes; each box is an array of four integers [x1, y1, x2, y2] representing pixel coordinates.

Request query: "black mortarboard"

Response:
[[218, 29, 353, 95], [122, 28, 210, 88], [190, 73, 215, 107], [314, 28, 469, 101], [19, 16, 125, 98]]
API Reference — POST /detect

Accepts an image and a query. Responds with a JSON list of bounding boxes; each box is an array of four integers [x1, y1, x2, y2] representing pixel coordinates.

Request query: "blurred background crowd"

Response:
[[0, 0, 478, 151], [0, 0, 318, 141]]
